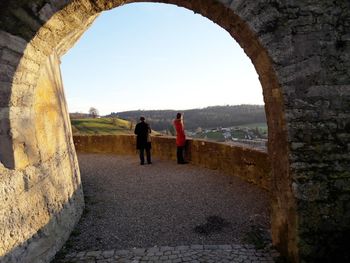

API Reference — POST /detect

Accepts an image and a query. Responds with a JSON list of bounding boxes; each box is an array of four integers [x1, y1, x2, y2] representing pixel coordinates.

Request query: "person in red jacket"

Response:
[[173, 112, 188, 164]]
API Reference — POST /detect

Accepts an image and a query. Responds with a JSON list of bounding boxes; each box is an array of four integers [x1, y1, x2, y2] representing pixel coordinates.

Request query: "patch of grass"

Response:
[[193, 132, 225, 142], [84, 195, 100, 206], [193, 215, 230, 235], [81, 206, 90, 218], [235, 122, 268, 133], [205, 131, 225, 141], [274, 255, 288, 263], [242, 225, 269, 249], [97, 214, 104, 220], [53, 239, 75, 262], [231, 130, 246, 139], [71, 117, 162, 136], [70, 229, 81, 238], [71, 117, 134, 135], [64, 241, 74, 251]]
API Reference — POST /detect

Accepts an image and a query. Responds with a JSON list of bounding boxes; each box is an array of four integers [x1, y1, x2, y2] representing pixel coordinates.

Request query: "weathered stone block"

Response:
[[0, 31, 27, 53]]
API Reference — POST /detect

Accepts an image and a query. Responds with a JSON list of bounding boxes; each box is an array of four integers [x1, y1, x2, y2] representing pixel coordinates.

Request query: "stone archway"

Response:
[[1, 1, 349, 262]]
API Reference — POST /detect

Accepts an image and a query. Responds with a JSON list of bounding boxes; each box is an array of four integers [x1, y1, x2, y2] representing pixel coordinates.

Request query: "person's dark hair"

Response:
[[176, 113, 181, 119], [140, 116, 145, 121]]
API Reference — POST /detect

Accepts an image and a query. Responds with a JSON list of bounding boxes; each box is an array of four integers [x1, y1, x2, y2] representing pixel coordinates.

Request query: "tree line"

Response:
[[109, 105, 266, 131]]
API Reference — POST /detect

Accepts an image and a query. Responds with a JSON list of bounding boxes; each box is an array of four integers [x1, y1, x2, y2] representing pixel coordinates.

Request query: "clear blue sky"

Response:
[[61, 3, 263, 115]]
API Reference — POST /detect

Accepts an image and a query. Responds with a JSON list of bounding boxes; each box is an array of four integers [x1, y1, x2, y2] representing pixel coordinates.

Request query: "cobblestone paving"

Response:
[[57, 244, 279, 262]]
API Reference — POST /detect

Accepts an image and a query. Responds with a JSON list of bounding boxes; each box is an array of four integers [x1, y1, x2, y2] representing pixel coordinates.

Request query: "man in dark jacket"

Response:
[[134, 116, 151, 165]]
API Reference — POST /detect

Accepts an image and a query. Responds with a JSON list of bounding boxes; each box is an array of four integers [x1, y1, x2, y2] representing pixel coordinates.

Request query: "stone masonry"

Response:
[[0, 0, 350, 262], [55, 244, 280, 263], [73, 135, 272, 190], [0, 52, 84, 263]]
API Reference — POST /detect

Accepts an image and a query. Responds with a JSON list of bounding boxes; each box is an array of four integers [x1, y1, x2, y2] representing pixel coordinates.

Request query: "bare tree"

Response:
[[89, 107, 99, 118]]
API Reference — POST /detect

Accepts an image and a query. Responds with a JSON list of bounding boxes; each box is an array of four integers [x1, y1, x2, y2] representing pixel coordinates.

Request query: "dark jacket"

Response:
[[134, 121, 151, 149]]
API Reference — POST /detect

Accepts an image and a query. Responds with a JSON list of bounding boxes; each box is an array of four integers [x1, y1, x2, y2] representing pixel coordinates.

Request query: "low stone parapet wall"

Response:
[[73, 135, 271, 191]]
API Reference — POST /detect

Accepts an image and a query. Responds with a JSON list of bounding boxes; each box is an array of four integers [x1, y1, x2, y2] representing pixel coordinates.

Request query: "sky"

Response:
[[61, 3, 263, 115]]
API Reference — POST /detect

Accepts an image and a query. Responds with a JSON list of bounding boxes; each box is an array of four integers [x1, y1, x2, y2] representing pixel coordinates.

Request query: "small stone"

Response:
[[175, 245, 189, 251], [132, 248, 146, 255], [146, 247, 160, 253], [168, 254, 178, 259], [190, 245, 203, 250], [115, 249, 130, 256], [160, 246, 175, 252], [218, 245, 232, 250], [65, 252, 77, 258], [86, 250, 102, 257], [204, 245, 218, 250], [102, 250, 115, 258]]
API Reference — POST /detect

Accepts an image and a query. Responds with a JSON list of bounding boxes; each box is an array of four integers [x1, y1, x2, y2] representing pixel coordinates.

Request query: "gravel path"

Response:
[[56, 153, 271, 257]]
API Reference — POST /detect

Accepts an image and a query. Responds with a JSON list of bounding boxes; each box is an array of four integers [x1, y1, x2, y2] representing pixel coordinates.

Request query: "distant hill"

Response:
[[70, 112, 90, 119], [109, 105, 266, 131]]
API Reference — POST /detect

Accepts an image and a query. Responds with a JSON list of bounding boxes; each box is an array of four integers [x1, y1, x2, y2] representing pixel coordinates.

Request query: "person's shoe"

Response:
[[140, 163, 145, 165], [178, 161, 188, 164], [148, 162, 152, 164]]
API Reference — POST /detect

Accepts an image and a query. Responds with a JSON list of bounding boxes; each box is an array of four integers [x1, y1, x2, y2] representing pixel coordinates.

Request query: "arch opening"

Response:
[[58, 4, 272, 254], [62, 2, 267, 151]]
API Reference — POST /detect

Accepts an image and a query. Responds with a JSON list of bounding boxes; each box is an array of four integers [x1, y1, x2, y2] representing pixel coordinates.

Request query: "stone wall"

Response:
[[0, 53, 84, 263], [73, 135, 272, 190], [1, 0, 350, 262]]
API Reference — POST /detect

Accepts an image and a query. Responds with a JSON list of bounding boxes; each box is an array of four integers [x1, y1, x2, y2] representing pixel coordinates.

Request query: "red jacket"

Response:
[[173, 119, 186, 146]]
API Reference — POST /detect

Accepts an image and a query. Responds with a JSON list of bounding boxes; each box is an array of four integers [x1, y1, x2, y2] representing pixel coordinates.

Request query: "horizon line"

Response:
[[69, 104, 265, 114]]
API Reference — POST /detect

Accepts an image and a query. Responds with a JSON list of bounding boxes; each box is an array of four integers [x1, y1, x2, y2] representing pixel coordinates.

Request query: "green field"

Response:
[[234, 122, 268, 133], [71, 118, 134, 135], [205, 131, 225, 141], [192, 131, 225, 142], [231, 130, 247, 139]]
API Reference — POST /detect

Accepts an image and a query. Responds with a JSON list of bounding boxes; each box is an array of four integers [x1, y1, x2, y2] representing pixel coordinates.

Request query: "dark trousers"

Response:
[[177, 146, 185, 164], [139, 145, 151, 164]]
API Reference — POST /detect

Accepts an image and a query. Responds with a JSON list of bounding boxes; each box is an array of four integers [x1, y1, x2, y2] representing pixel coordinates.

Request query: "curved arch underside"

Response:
[[0, 1, 350, 262]]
